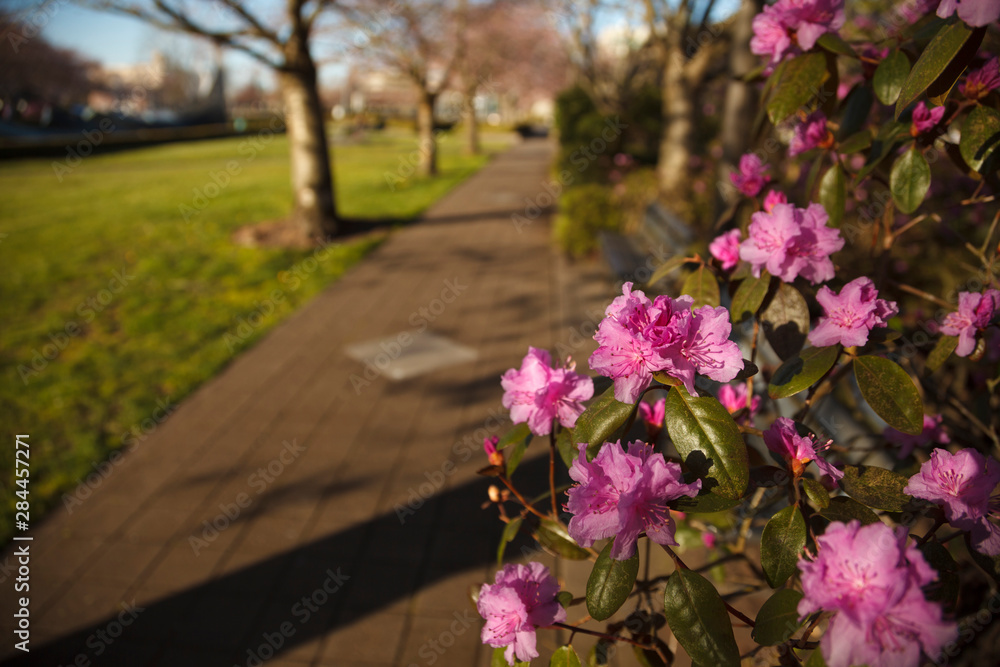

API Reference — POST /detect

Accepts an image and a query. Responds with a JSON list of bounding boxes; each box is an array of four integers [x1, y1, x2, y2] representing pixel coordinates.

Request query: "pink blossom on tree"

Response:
[[477, 562, 567, 665], [566, 440, 701, 560], [910, 101, 946, 136], [739, 202, 844, 284], [763, 189, 788, 213], [709, 229, 742, 270], [638, 397, 666, 439], [961, 56, 1000, 100], [937, 0, 1000, 28], [789, 111, 832, 156], [716, 383, 760, 423], [764, 417, 843, 480], [501, 347, 594, 436], [750, 0, 846, 64], [808, 277, 898, 348], [798, 520, 957, 667], [940, 289, 1000, 356], [730, 152, 771, 197], [904, 448, 1000, 555], [884, 414, 950, 458]]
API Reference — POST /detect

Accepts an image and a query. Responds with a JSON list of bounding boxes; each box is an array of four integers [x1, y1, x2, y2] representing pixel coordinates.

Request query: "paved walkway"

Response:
[[1, 139, 623, 666]]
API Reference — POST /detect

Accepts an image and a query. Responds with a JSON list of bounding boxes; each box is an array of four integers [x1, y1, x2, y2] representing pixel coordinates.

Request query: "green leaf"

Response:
[[960, 105, 1000, 173], [927, 335, 959, 372], [858, 122, 909, 179], [919, 541, 959, 612], [768, 52, 829, 124], [802, 477, 830, 509], [573, 386, 636, 459], [761, 505, 807, 588], [586, 540, 639, 621], [839, 465, 913, 512], [837, 130, 872, 155], [494, 646, 529, 667], [752, 589, 805, 646], [664, 386, 749, 501], [646, 255, 688, 288], [506, 438, 528, 477], [588, 641, 613, 666], [536, 519, 590, 560], [497, 517, 523, 565], [498, 422, 532, 451], [730, 271, 770, 324], [556, 428, 576, 468], [819, 164, 847, 226], [550, 645, 583, 667], [890, 147, 931, 214], [873, 51, 910, 105], [853, 355, 924, 435], [805, 648, 828, 667], [662, 569, 740, 667], [839, 86, 873, 138], [672, 491, 744, 514], [816, 33, 856, 58], [761, 282, 810, 360], [896, 21, 979, 118], [819, 496, 881, 526], [768, 345, 840, 399], [681, 266, 721, 309], [557, 591, 574, 608]]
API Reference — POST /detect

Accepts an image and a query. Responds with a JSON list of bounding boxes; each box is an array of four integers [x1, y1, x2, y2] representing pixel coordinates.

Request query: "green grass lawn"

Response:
[[0, 128, 510, 542]]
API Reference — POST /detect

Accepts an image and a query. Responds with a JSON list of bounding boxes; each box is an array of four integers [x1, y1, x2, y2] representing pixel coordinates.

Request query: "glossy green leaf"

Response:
[[819, 164, 847, 226], [873, 50, 910, 105], [586, 540, 639, 621], [536, 519, 590, 560], [920, 541, 959, 612], [662, 569, 740, 667], [682, 266, 721, 309], [896, 21, 978, 118], [805, 648, 828, 666], [819, 496, 881, 526], [890, 147, 931, 214], [854, 355, 924, 435], [664, 386, 749, 501], [769, 345, 840, 399], [646, 255, 688, 288], [498, 422, 532, 451], [730, 271, 770, 324], [857, 123, 908, 179], [753, 589, 805, 645], [573, 386, 636, 459], [497, 517, 523, 565], [761, 282, 810, 360], [556, 428, 576, 468], [960, 105, 1000, 173], [839, 465, 912, 512], [837, 130, 872, 154], [672, 491, 745, 514], [802, 477, 830, 509], [506, 438, 528, 477], [816, 33, 856, 58], [494, 646, 529, 667], [768, 52, 829, 124], [761, 505, 807, 588], [551, 645, 583, 667], [927, 335, 959, 372]]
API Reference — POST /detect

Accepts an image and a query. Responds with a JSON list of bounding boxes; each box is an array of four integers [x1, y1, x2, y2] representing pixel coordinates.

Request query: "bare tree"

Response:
[[0, 13, 95, 109], [76, 0, 340, 240]]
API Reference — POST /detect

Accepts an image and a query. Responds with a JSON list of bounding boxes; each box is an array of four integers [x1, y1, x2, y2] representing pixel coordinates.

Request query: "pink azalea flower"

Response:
[[739, 202, 844, 285], [716, 383, 760, 424], [764, 416, 842, 480], [501, 347, 594, 436], [884, 414, 950, 458], [477, 562, 566, 665], [709, 229, 742, 270], [484, 436, 503, 466], [961, 56, 1000, 100], [566, 440, 702, 560], [589, 283, 744, 403], [910, 101, 946, 136], [798, 520, 957, 667], [937, 0, 1000, 27], [940, 289, 1000, 357], [638, 397, 666, 438], [701, 532, 717, 549], [751, 0, 846, 64], [904, 448, 1000, 555], [789, 111, 832, 156], [730, 153, 771, 197], [762, 189, 787, 213], [808, 277, 899, 348]]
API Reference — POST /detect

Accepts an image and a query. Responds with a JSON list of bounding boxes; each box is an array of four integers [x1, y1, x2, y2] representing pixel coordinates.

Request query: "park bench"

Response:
[[598, 201, 693, 284]]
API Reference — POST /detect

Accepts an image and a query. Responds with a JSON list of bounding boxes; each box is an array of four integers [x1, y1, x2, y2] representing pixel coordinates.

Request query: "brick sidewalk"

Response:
[[1, 139, 620, 666]]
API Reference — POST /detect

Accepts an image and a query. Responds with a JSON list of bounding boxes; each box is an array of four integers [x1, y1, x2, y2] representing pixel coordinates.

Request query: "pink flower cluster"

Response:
[[789, 111, 832, 156], [709, 229, 741, 270], [910, 101, 945, 136], [764, 416, 842, 480], [730, 152, 771, 197], [798, 521, 957, 667], [808, 277, 898, 348], [751, 0, 846, 64], [905, 448, 1000, 555], [566, 440, 701, 560], [940, 289, 1000, 357], [961, 56, 1000, 100], [589, 283, 744, 403], [477, 562, 566, 665], [937, 0, 1000, 28], [716, 382, 760, 424], [501, 347, 594, 436], [739, 201, 844, 284]]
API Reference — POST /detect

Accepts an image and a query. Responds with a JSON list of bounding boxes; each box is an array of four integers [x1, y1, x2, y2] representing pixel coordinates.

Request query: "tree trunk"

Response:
[[464, 87, 480, 156], [657, 42, 695, 199], [417, 90, 438, 176], [279, 63, 337, 241]]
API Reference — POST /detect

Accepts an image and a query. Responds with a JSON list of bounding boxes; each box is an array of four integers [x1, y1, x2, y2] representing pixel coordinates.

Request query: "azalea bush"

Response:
[[472, 1, 1000, 666]]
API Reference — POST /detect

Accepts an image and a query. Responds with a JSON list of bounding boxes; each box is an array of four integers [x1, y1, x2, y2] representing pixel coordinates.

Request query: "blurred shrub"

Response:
[[553, 183, 623, 257]]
